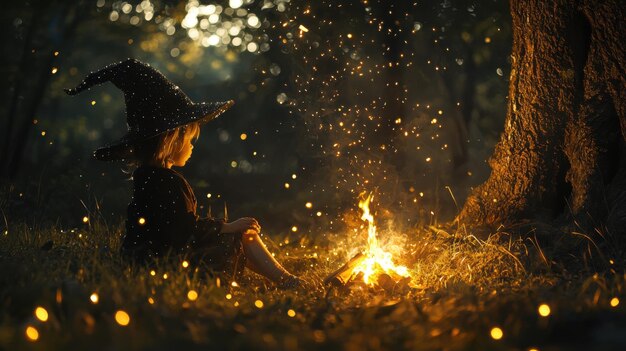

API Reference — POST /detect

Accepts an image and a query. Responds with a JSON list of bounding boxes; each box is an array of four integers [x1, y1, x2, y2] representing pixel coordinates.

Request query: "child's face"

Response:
[[171, 131, 194, 167]]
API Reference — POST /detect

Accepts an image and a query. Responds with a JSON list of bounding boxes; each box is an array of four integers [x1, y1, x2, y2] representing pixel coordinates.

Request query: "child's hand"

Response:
[[221, 217, 261, 234]]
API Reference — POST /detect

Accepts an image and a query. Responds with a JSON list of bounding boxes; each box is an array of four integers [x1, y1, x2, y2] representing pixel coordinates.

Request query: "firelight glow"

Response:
[[352, 193, 410, 285]]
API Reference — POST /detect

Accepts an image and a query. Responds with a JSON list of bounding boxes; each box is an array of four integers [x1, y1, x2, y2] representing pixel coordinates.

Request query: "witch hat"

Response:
[[65, 58, 234, 161]]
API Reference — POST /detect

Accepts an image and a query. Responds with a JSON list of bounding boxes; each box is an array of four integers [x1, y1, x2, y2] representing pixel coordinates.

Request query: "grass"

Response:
[[0, 217, 625, 350]]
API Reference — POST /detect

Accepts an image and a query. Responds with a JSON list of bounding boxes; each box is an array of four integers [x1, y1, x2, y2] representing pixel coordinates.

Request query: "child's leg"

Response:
[[241, 231, 297, 283]]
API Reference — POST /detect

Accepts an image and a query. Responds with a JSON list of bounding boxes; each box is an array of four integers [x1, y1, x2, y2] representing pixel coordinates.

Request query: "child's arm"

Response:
[[220, 217, 260, 234]]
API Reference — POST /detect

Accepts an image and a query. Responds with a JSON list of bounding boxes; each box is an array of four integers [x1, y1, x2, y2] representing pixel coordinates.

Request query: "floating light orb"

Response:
[[25, 326, 39, 341], [490, 327, 503, 340], [115, 310, 130, 326], [187, 290, 198, 301], [35, 307, 48, 322]]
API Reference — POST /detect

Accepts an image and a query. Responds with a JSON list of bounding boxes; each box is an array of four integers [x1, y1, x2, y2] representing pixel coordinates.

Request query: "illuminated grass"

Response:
[[0, 220, 624, 350]]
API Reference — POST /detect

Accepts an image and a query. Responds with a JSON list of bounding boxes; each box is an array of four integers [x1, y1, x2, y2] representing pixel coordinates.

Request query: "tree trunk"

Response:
[[458, 0, 625, 236]]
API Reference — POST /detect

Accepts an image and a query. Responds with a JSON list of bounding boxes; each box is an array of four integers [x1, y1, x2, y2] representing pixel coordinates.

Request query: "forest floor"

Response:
[[0, 219, 625, 351]]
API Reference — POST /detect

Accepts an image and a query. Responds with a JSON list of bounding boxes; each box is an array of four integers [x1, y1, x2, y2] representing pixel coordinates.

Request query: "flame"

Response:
[[353, 193, 410, 284]]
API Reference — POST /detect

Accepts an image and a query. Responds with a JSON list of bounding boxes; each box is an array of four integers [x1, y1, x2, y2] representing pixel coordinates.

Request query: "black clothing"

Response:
[[121, 166, 244, 276]]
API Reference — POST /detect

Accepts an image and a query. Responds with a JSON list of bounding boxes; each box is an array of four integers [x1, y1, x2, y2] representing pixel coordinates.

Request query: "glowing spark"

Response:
[[287, 309, 296, 317], [115, 310, 130, 326], [163, 273, 168, 279], [305, 202, 313, 209], [51, 67, 58, 74], [90, 293, 99, 304], [138, 217, 146, 225], [82, 216, 89, 223], [35, 307, 48, 322], [291, 226, 298, 232], [240, 133, 247, 140], [182, 260, 189, 268], [284, 183, 290, 189], [25, 326, 39, 341], [298, 25, 309, 32], [538, 304, 550, 317], [490, 327, 503, 340], [254, 300, 264, 308]]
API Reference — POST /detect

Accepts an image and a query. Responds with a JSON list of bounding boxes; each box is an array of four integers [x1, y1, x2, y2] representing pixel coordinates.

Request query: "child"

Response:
[[66, 58, 303, 288]]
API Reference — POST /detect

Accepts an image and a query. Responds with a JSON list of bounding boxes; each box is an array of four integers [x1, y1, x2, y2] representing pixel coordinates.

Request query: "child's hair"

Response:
[[129, 122, 200, 168]]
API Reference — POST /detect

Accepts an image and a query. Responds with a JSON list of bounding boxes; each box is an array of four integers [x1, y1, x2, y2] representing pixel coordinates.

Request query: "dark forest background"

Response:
[[1, 0, 511, 237]]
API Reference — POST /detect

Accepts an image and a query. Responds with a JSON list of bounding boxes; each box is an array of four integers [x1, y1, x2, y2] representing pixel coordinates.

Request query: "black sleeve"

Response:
[[126, 173, 196, 255], [191, 217, 227, 247]]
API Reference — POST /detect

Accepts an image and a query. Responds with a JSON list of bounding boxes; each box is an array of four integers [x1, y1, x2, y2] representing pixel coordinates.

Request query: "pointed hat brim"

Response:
[[94, 100, 234, 161]]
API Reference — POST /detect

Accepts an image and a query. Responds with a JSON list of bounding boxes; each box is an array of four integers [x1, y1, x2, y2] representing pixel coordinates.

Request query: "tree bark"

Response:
[[458, 0, 625, 235]]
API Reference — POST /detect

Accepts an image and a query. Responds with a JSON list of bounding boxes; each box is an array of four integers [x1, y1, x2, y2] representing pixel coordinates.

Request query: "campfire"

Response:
[[325, 193, 411, 287]]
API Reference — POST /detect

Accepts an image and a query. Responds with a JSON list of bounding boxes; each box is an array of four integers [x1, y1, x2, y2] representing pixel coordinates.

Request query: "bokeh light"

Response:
[[538, 304, 550, 317], [35, 307, 48, 322], [490, 327, 503, 340], [115, 310, 131, 326], [25, 326, 39, 342]]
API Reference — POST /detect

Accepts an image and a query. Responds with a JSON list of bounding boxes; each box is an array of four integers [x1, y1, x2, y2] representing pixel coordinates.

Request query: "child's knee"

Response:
[[242, 231, 259, 244]]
